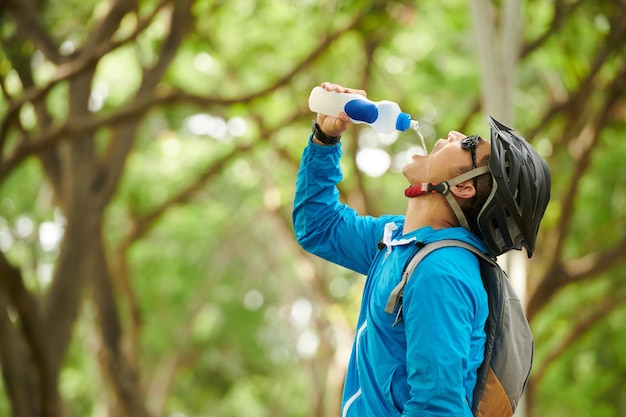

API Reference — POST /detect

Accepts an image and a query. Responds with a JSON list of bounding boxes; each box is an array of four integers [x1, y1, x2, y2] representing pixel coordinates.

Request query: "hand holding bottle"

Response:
[[314, 82, 365, 138], [309, 82, 417, 134]]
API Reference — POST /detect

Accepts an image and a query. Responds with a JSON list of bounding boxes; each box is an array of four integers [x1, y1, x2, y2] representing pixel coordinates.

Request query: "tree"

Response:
[[1, 0, 625, 417]]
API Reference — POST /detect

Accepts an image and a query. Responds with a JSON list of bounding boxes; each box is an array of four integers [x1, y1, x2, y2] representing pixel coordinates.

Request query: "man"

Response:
[[292, 83, 551, 416]]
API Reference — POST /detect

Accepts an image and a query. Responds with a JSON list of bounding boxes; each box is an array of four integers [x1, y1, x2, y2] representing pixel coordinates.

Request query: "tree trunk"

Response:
[[470, 0, 529, 416]]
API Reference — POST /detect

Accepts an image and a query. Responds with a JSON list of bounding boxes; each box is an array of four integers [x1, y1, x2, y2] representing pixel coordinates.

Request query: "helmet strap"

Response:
[[404, 182, 448, 197], [405, 166, 490, 231]]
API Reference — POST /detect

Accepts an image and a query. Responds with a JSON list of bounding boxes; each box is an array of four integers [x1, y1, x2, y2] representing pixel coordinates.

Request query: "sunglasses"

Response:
[[460, 135, 481, 200], [460, 134, 480, 169]]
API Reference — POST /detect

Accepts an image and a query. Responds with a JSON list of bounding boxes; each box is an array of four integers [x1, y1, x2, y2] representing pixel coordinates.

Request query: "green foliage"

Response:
[[1, 0, 626, 416], [535, 296, 626, 417]]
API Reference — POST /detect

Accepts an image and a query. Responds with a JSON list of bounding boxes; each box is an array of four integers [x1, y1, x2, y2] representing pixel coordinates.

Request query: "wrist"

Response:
[[311, 121, 342, 145]]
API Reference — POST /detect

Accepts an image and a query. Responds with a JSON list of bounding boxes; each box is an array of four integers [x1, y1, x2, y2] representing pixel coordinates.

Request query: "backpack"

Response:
[[383, 239, 533, 417]]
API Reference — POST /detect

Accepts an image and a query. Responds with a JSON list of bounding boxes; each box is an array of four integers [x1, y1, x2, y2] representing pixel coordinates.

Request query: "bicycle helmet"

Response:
[[404, 116, 551, 257], [476, 116, 551, 257]]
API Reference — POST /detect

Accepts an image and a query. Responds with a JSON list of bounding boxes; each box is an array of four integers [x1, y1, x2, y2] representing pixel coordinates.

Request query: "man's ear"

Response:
[[450, 180, 476, 200]]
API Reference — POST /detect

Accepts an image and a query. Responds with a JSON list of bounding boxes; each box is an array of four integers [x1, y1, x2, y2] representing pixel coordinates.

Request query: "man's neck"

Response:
[[403, 193, 459, 235]]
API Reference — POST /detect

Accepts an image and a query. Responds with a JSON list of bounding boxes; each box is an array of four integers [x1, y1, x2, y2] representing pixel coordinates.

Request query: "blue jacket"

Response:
[[293, 139, 488, 417]]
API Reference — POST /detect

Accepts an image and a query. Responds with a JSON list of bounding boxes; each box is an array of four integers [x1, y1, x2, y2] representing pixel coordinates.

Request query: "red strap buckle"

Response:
[[405, 183, 435, 197], [404, 182, 448, 198]]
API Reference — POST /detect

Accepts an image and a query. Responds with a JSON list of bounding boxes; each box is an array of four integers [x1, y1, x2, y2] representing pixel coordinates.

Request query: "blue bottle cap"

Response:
[[396, 112, 412, 131]]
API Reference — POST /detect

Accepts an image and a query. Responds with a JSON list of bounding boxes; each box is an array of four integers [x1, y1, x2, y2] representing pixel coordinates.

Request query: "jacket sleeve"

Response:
[[400, 247, 485, 416], [292, 138, 397, 275]]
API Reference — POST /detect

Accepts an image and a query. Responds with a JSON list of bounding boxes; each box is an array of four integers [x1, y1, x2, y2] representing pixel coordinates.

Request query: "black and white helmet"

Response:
[[477, 116, 551, 257]]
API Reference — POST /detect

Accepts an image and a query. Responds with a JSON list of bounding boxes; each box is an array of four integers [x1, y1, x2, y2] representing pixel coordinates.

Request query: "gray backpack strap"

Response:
[[437, 239, 496, 266], [384, 239, 493, 315]]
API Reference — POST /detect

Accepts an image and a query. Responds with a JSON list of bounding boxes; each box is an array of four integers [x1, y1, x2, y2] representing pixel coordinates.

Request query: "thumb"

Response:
[[317, 113, 351, 137]]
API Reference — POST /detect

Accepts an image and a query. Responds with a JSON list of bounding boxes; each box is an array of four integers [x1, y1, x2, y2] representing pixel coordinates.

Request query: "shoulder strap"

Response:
[[384, 239, 494, 315]]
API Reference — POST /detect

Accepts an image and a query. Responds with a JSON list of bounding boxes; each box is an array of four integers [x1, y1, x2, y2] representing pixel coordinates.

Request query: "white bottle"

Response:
[[308, 86, 418, 134]]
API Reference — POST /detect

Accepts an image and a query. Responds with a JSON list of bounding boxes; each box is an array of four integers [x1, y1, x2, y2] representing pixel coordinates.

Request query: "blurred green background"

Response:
[[1, 0, 625, 416]]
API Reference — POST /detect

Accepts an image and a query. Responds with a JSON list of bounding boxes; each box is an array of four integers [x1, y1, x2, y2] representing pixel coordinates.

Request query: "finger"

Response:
[[320, 82, 367, 97], [343, 87, 366, 97]]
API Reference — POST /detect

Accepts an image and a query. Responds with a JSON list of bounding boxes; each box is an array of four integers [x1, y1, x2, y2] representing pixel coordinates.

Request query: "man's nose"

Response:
[[447, 131, 464, 141]]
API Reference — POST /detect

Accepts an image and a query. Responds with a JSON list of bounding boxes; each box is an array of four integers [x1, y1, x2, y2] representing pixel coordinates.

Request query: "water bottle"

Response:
[[308, 86, 418, 134]]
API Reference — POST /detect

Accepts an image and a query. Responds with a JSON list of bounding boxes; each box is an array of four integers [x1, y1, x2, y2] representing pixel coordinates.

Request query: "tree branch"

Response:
[[532, 295, 623, 385], [124, 142, 251, 247], [0, 293, 38, 417], [82, 0, 139, 52], [98, 0, 193, 207], [567, 235, 626, 283], [527, 65, 626, 320], [520, 0, 584, 58], [0, 0, 170, 165], [1, 3, 374, 183], [5, 0, 62, 62], [525, 3, 626, 143], [0, 251, 61, 417], [551, 65, 626, 260]]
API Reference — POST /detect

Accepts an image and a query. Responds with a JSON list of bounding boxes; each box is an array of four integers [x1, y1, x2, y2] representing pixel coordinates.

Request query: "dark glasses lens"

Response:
[[460, 135, 480, 169]]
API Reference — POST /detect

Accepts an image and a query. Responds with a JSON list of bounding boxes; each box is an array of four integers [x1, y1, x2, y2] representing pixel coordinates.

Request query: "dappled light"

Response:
[[356, 147, 391, 177], [0, 1, 625, 417], [39, 221, 63, 251], [193, 52, 216, 74], [243, 289, 264, 311], [183, 113, 248, 142]]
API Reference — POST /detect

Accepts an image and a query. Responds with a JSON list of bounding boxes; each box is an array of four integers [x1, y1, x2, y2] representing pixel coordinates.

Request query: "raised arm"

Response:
[[293, 83, 398, 275]]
